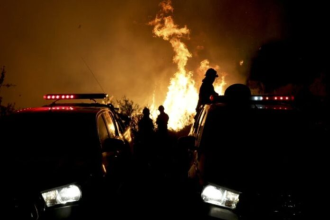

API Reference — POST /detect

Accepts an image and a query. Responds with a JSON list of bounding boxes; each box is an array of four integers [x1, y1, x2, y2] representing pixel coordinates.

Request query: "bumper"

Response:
[[3, 195, 82, 220], [206, 205, 239, 220], [5, 191, 113, 220], [9, 199, 84, 220], [184, 191, 239, 220], [43, 204, 82, 220]]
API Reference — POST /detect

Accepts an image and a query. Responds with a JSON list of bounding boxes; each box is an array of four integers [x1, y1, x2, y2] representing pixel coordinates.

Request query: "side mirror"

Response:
[[103, 138, 125, 153]]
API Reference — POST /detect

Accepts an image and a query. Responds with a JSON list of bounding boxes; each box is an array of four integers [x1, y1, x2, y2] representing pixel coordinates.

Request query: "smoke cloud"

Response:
[[1, 0, 291, 109]]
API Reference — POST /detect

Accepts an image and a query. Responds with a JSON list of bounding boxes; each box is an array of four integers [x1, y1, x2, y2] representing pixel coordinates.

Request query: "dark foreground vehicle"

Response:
[[0, 93, 133, 220], [178, 84, 328, 220]]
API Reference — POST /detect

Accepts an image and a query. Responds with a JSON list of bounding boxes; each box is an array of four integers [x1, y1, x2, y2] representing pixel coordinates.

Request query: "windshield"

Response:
[[202, 106, 311, 149], [1, 112, 99, 158]]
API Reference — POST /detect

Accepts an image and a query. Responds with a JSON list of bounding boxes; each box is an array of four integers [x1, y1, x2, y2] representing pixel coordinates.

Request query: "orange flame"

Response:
[[149, 0, 226, 131]]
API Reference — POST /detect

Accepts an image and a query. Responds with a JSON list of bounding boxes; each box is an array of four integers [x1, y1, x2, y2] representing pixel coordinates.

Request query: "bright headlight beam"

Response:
[[201, 184, 240, 209], [41, 184, 82, 207]]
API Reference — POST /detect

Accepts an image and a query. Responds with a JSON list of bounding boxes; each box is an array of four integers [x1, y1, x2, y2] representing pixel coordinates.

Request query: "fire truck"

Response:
[[178, 84, 327, 220], [0, 93, 133, 220]]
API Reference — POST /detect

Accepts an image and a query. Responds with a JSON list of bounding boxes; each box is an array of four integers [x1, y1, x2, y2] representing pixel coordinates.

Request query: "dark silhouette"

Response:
[[224, 83, 251, 106], [135, 107, 155, 167], [154, 105, 172, 177], [137, 107, 154, 139], [156, 105, 169, 137], [195, 68, 219, 113]]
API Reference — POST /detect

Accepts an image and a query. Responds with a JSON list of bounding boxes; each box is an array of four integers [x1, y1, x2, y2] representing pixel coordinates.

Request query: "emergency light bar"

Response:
[[210, 95, 295, 103], [251, 95, 294, 101], [43, 93, 108, 100], [48, 106, 74, 111]]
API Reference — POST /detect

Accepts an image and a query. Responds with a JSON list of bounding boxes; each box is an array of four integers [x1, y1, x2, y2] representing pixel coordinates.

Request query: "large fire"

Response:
[[149, 0, 226, 131]]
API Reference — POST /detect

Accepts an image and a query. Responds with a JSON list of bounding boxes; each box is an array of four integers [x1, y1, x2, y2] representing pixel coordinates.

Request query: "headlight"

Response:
[[201, 184, 240, 209], [41, 184, 82, 207]]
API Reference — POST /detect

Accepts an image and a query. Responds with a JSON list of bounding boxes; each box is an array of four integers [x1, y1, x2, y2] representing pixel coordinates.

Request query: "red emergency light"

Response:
[[258, 106, 289, 110], [43, 93, 108, 100], [251, 95, 294, 101], [48, 106, 74, 111], [210, 95, 295, 104]]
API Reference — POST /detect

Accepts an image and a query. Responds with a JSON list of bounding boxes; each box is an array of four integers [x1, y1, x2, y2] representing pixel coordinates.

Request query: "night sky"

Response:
[[1, 0, 328, 109]]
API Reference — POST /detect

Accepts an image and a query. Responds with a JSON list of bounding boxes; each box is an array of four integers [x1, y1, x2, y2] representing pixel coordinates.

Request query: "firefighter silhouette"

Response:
[[156, 105, 169, 138], [196, 68, 219, 112], [137, 107, 154, 140], [136, 107, 155, 166]]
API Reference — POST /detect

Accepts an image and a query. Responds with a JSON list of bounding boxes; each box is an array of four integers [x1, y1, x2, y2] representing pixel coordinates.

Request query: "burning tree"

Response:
[[114, 95, 142, 135]]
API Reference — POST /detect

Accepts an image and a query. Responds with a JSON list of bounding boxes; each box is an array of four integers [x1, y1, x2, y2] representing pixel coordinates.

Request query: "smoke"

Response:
[[0, 0, 288, 109]]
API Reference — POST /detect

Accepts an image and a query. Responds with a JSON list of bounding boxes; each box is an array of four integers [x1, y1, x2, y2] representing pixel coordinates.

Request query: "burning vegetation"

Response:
[[148, 0, 226, 131]]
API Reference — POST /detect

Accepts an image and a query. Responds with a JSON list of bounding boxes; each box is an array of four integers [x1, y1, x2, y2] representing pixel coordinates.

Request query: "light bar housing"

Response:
[[251, 95, 294, 101], [43, 93, 108, 100], [210, 95, 294, 103]]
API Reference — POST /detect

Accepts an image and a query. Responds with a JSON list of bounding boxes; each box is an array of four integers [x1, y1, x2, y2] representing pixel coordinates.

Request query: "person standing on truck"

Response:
[[196, 68, 219, 113]]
